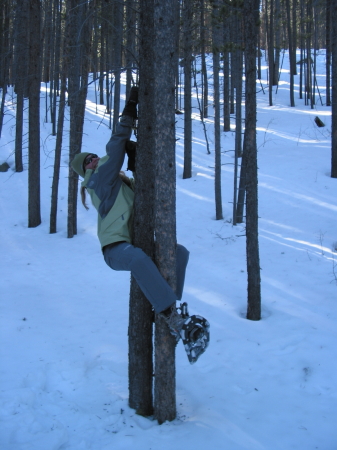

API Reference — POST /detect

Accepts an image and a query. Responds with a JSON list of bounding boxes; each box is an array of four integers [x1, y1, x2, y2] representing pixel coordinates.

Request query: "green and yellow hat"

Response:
[[71, 152, 91, 178]]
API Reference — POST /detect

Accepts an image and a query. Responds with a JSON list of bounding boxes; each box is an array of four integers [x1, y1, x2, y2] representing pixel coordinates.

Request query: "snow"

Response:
[[0, 52, 336, 450]]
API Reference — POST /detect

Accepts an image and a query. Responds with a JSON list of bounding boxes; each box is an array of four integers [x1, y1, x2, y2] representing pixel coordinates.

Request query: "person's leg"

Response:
[[176, 244, 189, 300], [103, 242, 176, 313]]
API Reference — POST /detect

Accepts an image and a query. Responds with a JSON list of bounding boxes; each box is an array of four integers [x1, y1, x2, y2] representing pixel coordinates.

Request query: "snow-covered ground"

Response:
[[1, 52, 336, 450]]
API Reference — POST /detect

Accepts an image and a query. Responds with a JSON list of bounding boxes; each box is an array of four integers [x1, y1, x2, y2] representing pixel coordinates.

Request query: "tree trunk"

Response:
[[50, 63, 66, 233], [14, 0, 29, 172], [152, 0, 178, 424], [128, 0, 155, 417], [112, 0, 123, 132], [67, 0, 93, 238], [200, 0, 208, 119], [331, 0, 337, 178], [125, 0, 137, 98], [235, 135, 247, 224], [28, 0, 42, 228], [223, 16, 230, 132], [326, 0, 331, 107], [183, 0, 192, 179], [212, 0, 223, 221], [244, 0, 261, 321], [285, 0, 295, 106], [267, 0, 274, 104]]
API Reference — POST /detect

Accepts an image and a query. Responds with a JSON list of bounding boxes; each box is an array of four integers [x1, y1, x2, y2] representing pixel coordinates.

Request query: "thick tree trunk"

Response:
[[244, 0, 261, 321], [128, 0, 155, 417], [152, 0, 178, 424]]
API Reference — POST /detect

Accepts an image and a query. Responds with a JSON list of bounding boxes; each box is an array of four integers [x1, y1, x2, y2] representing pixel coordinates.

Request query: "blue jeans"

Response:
[[103, 243, 189, 313]]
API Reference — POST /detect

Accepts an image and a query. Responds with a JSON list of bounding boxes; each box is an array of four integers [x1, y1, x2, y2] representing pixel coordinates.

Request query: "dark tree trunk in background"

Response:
[[244, 0, 261, 320], [28, 0, 42, 228], [0, 1, 11, 138], [50, 65, 67, 233], [112, 0, 123, 132], [14, 0, 29, 172], [331, 0, 337, 178], [200, 0, 208, 119], [212, 0, 223, 221], [326, 0, 331, 107], [67, 0, 93, 238], [267, 0, 274, 105], [183, 0, 192, 179], [235, 136, 247, 223], [128, 0, 155, 417], [125, 0, 137, 98], [99, 17, 105, 106], [285, 0, 295, 106], [223, 16, 231, 132]]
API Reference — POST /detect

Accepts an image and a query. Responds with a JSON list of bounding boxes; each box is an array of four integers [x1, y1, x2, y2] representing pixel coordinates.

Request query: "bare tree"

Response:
[[67, 0, 93, 238], [243, 0, 261, 320], [128, 0, 154, 418], [14, 0, 29, 172], [28, 0, 42, 228], [152, 0, 178, 424], [212, 0, 223, 221], [332, 0, 337, 178], [182, 0, 193, 179]]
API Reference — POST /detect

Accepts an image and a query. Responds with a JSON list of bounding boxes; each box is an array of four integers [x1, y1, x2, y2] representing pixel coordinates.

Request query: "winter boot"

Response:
[[159, 303, 210, 364]]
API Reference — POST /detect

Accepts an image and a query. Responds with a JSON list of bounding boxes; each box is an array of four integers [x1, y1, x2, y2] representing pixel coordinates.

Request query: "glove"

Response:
[[125, 140, 137, 172], [128, 86, 139, 105], [122, 87, 138, 118]]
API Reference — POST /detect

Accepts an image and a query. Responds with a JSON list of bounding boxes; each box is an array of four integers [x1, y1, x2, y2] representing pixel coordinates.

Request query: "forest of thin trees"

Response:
[[0, 0, 336, 423], [0, 0, 335, 228]]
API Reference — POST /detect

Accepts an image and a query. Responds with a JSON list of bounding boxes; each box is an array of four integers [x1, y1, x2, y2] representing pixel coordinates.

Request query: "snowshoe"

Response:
[[180, 315, 210, 364]]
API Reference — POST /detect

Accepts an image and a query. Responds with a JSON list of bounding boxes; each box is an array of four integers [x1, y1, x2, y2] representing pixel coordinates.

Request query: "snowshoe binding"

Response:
[[161, 302, 210, 363], [178, 303, 210, 364]]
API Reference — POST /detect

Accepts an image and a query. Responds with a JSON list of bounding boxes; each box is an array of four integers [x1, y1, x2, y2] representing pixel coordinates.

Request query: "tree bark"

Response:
[[244, 0, 261, 321], [331, 0, 337, 178], [152, 0, 178, 424], [326, 0, 331, 107], [285, 0, 295, 106], [14, 0, 29, 172], [67, 0, 93, 238], [28, 0, 42, 228], [128, 0, 155, 417], [212, 0, 223, 221], [112, 0, 123, 132], [183, 0, 193, 179], [50, 62, 67, 233]]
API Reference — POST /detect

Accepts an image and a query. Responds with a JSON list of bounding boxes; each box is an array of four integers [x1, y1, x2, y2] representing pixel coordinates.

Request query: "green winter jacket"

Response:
[[81, 115, 135, 249]]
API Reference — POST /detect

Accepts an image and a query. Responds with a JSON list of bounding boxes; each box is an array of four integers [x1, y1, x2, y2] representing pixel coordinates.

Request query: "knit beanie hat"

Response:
[[71, 152, 91, 178]]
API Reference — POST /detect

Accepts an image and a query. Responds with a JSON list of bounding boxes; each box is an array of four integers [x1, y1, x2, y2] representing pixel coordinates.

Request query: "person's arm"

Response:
[[103, 86, 138, 180]]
